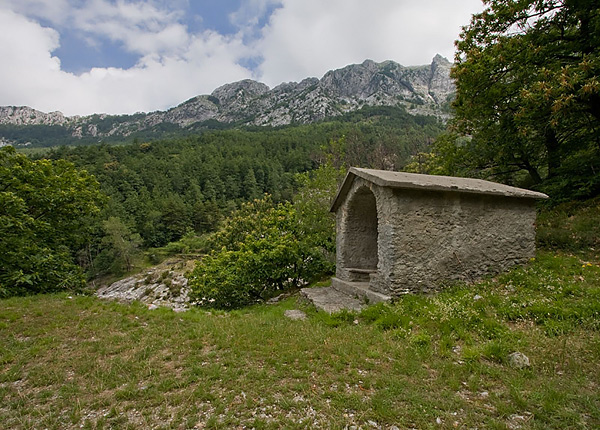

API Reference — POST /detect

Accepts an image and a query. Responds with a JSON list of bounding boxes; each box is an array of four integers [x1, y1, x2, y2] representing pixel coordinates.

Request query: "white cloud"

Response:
[[4, 0, 193, 56], [0, 6, 252, 115], [0, 9, 66, 103], [255, 0, 483, 86], [0, 0, 484, 115], [1, 0, 71, 25], [229, 0, 282, 29], [72, 0, 189, 55]]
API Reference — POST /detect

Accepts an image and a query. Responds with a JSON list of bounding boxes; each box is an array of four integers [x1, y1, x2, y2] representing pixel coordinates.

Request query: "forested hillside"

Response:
[[36, 106, 443, 278], [2, 0, 597, 304]]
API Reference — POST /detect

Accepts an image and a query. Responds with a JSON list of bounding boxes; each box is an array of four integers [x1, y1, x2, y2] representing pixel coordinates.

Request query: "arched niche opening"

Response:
[[340, 186, 378, 278]]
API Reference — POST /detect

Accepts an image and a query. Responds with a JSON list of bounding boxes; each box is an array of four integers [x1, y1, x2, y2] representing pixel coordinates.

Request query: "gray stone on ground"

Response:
[[267, 291, 294, 304], [508, 352, 530, 369], [284, 310, 307, 321], [95, 259, 195, 311], [300, 287, 365, 313]]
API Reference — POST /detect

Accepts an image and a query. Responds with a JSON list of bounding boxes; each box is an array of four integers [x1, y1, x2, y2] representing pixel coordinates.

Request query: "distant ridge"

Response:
[[0, 55, 454, 147]]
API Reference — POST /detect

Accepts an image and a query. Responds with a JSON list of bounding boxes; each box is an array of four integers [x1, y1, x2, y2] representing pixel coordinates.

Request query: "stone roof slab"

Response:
[[331, 167, 548, 212]]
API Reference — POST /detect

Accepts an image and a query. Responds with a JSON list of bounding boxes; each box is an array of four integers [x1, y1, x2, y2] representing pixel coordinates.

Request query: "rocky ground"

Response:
[[95, 259, 196, 312]]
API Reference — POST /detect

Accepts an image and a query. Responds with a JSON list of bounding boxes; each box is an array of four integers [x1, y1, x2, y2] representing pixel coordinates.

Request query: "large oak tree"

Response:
[[451, 0, 599, 195]]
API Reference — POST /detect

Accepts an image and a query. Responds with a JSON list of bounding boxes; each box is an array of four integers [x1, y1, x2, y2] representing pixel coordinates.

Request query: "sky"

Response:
[[0, 0, 484, 116]]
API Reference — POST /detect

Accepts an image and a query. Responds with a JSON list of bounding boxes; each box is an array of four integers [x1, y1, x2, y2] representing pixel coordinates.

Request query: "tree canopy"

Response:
[[7, 105, 443, 285], [0, 147, 105, 297], [40, 108, 442, 278], [449, 0, 599, 198]]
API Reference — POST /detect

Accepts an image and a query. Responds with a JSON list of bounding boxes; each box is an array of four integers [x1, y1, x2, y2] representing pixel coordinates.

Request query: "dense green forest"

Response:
[[0, 115, 222, 148], [28, 107, 443, 280], [0, 147, 105, 297]]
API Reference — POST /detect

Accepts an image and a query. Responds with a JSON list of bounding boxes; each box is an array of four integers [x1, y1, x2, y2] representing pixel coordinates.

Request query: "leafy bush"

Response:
[[292, 162, 344, 256], [187, 162, 343, 309], [538, 147, 600, 203], [188, 197, 333, 309], [145, 230, 210, 264], [0, 147, 105, 297]]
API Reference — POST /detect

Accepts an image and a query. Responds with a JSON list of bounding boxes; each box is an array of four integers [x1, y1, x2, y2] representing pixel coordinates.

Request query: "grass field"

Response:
[[1, 248, 599, 429], [2, 198, 600, 429]]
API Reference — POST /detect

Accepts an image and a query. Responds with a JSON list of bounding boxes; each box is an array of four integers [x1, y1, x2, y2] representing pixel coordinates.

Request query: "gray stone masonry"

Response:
[[300, 287, 366, 313], [330, 168, 548, 298]]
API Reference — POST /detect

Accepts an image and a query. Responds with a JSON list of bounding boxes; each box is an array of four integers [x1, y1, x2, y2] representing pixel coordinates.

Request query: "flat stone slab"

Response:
[[352, 167, 549, 198], [331, 278, 391, 304], [331, 167, 548, 211], [300, 286, 365, 313]]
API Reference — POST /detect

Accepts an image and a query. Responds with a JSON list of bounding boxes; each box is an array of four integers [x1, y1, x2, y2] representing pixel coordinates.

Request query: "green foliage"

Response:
[[408, 333, 432, 351], [0, 124, 77, 147], [0, 147, 105, 297], [293, 161, 346, 254], [45, 128, 325, 249], [36, 107, 444, 278], [314, 110, 443, 172], [188, 161, 345, 309], [148, 230, 210, 262], [404, 133, 473, 177], [312, 308, 357, 327], [95, 217, 142, 275], [446, 0, 600, 197], [537, 146, 600, 202], [188, 197, 332, 309]]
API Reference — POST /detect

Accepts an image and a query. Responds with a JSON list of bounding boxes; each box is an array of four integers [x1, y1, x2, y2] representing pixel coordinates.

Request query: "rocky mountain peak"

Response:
[[0, 106, 71, 126], [318, 55, 454, 109], [211, 79, 270, 105], [427, 55, 454, 103], [0, 56, 454, 146], [432, 53, 451, 65]]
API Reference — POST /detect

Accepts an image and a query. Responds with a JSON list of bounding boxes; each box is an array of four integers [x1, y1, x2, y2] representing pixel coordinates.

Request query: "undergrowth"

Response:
[[536, 196, 600, 252]]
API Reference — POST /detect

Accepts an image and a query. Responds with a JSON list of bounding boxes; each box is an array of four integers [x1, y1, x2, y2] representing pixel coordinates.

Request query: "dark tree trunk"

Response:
[[521, 159, 543, 184], [545, 128, 561, 178], [589, 93, 600, 123]]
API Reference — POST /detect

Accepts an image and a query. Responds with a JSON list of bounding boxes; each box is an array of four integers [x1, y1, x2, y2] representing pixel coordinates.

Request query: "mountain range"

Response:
[[0, 55, 454, 147]]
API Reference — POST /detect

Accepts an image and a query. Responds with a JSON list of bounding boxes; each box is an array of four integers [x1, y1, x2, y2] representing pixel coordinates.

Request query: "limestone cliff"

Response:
[[0, 106, 72, 126], [0, 56, 454, 146]]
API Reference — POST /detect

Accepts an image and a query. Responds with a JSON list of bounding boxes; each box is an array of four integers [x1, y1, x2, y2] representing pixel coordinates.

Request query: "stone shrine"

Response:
[[330, 168, 548, 299]]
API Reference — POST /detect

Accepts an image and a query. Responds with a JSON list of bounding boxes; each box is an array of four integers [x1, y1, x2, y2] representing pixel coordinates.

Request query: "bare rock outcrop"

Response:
[[0, 106, 72, 126], [95, 259, 195, 312]]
